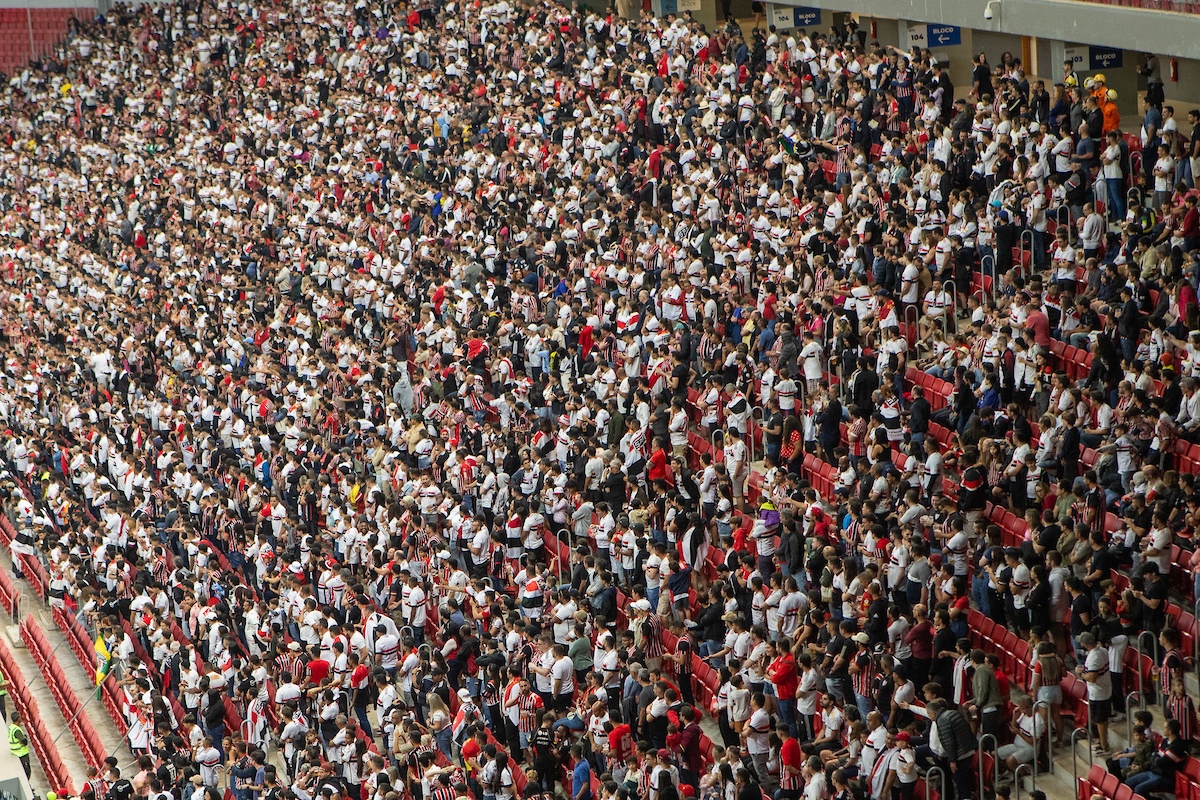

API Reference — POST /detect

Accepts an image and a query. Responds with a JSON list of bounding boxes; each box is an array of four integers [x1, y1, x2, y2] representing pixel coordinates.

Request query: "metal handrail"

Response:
[[925, 765, 946, 800], [1082, 703, 1095, 769], [943, 281, 958, 335], [903, 304, 919, 346], [978, 732, 999, 800], [12, 591, 25, 624], [1055, 207, 1074, 245], [1132, 632, 1145, 706], [827, 355, 843, 403], [1014, 763, 1033, 800], [1127, 186, 1141, 211], [1018, 229, 1034, 279], [1136, 629, 1159, 709], [980, 254, 996, 304], [748, 405, 765, 466], [1070, 727, 1089, 793], [1032, 699, 1053, 775], [1124, 691, 1141, 744]]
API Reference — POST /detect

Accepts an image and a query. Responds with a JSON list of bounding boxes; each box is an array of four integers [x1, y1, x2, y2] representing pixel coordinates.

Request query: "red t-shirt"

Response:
[[1025, 309, 1052, 347], [461, 737, 482, 768], [779, 737, 803, 789], [608, 724, 634, 762], [647, 448, 671, 484], [307, 658, 330, 685]]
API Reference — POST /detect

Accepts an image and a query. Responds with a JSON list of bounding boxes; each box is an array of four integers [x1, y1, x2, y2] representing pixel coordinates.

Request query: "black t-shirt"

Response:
[[1037, 524, 1061, 553], [1087, 546, 1112, 585], [1142, 578, 1168, 632], [106, 780, 135, 800], [827, 634, 851, 678], [1027, 582, 1052, 629], [972, 65, 993, 98], [1070, 594, 1093, 636], [765, 411, 784, 448], [670, 363, 690, 398]]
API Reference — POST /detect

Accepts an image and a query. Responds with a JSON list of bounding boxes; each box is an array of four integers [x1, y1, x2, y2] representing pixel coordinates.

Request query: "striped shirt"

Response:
[[517, 690, 543, 733]]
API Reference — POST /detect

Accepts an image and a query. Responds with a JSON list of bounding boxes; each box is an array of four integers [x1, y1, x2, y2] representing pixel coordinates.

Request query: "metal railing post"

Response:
[[1083, 702, 1094, 768], [980, 254, 996, 302], [978, 732, 998, 800], [1133, 633, 1145, 706], [827, 355, 843, 402], [1019, 229, 1034, 279], [1124, 692, 1141, 744], [925, 766, 946, 800], [1055, 207, 1074, 245], [1136, 629, 1159, 708], [1070, 728, 1088, 793], [1033, 699, 1053, 775], [903, 303, 919, 343], [943, 280, 958, 334], [749, 405, 765, 466], [1014, 763, 1033, 800]]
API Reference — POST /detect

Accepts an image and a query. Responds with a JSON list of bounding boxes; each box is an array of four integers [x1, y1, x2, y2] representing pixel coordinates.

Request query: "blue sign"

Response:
[[1089, 47, 1122, 69], [926, 24, 961, 46], [791, 6, 822, 26]]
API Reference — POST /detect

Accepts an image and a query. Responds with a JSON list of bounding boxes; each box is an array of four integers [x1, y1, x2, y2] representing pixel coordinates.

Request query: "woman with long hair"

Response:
[[426, 692, 452, 757]]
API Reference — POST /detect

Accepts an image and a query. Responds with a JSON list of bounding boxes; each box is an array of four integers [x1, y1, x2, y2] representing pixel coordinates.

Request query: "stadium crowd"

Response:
[[0, 2, 1198, 800]]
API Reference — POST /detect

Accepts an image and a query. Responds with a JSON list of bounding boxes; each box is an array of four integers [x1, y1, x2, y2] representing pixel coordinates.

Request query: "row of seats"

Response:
[[0, 7, 87, 23], [1176, 759, 1200, 800], [0, 635, 74, 793], [50, 604, 132, 741], [21, 617, 107, 769]]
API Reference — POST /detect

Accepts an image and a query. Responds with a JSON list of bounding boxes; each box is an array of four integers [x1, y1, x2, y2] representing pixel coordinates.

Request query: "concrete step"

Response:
[[2, 621, 91, 794], [27, 604, 131, 771], [0, 545, 133, 785]]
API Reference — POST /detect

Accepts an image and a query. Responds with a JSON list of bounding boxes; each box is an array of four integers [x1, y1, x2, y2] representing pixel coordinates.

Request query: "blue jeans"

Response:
[[972, 573, 991, 617], [854, 692, 872, 721], [1106, 178, 1125, 222], [775, 697, 797, 737], [435, 727, 453, 758], [1126, 772, 1171, 794], [646, 586, 660, 611], [354, 704, 373, 738]]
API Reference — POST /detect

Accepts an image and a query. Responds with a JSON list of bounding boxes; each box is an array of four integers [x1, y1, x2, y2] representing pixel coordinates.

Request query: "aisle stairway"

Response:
[[0, 544, 132, 794]]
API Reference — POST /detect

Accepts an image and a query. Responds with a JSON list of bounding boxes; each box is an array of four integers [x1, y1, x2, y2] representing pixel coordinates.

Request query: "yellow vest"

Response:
[[8, 724, 27, 758]]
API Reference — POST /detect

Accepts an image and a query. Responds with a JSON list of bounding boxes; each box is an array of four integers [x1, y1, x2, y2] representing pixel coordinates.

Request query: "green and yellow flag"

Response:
[[94, 634, 111, 698]]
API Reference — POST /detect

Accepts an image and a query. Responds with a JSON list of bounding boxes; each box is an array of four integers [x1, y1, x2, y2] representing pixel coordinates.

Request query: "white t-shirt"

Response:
[[746, 707, 771, 754], [901, 263, 920, 304], [1083, 647, 1113, 700], [551, 655, 575, 697]]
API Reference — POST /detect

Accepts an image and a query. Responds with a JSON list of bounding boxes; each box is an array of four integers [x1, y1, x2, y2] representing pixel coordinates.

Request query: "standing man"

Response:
[[8, 711, 29, 777], [1075, 632, 1112, 754]]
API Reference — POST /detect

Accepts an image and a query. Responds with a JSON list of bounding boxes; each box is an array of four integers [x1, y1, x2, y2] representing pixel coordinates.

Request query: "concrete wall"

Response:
[[770, 0, 1200, 60], [0, 0, 93, 7]]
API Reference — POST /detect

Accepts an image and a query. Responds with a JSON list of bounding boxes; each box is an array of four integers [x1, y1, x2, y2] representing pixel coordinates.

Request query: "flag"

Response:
[[94, 634, 111, 699]]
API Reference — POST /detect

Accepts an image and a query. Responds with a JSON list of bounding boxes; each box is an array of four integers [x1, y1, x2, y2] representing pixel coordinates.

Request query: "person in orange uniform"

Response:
[[1099, 88, 1121, 135]]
